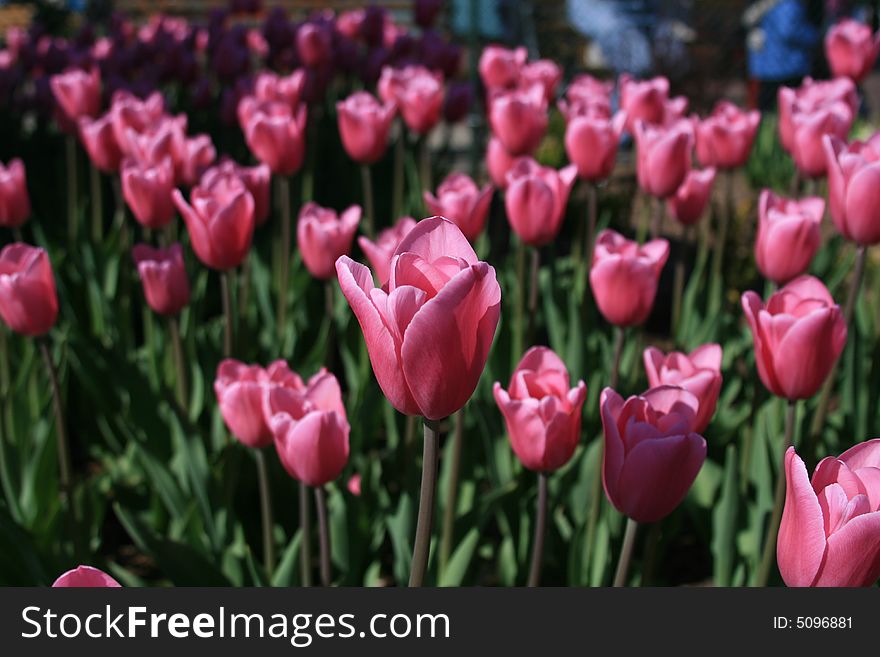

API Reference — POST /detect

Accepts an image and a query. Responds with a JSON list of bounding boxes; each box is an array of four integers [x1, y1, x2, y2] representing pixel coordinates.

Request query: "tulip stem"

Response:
[[299, 480, 312, 587], [527, 471, 549, 587], [710, 171, 734, 290], [526, 247, 540, 346], [255, 448, 276, 579], [671, 228, 691, 340], [439, 410, 464, 576], [314, 486, 332, 587], [649, 197, 664, 240], [89, 163, 103, 243], [65, 134, 78, 243], [609, 326, 625, 389], [419, 136, 432, 193], [392, 125, 405, 218], [755, 399, 797, 587], [277, 177, 291, 340], [220, 271, 234, 358], [238, 254, 252, 319], [39, 338, 73, 509], [112, 176, 125, 228], [805, 244, 867, 463], [410, 416, 442, 587], [613, 518, 639, 587], [513, 241, 526, 368], [360, 165, 375, 239], [586, 182, 598, 264], [168, 316, 188, 411], [325, 281, 336, 369]]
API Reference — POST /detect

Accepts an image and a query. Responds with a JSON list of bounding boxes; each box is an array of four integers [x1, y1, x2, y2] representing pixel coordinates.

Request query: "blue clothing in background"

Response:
[[747, 0, 820, 81]]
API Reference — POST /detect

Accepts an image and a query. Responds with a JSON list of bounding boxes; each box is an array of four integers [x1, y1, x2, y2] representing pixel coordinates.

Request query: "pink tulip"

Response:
[[778, 78, 857, 154], [521, 59, 562, 102], [825, 19, 880, 83], [79, 114, 122, 173], [741, 276, 847, 400], [265, 369, 350, 487], [667, 167, 716, 226], [486, 136, 517, 189], [110, 92, 165, 153], [336, 91, 396, 164], [172, 175, 255, 270], [252, 70, 306, 111], [478, 45, 527, 90], [242, 101, 308, 176], [175, 134, 216, 187], [505, 158, 577, 247], [566, 74, 614, 109], [755, 189, 823, 284], [601, 386, 706, 523], [694, 101, 761, 169], [619, 75, 683, 132], [347, 473, 362, 496], [357, 216, 417, 285], [493, 346, 586, 472], [201, 159, 272, 227], [791, 103, 854, 178], [590, 229, 669, 327], [643, 344, 722, 434], [0, 159, 30, 228], [132, 243, 190, 316], [50, 67, 101, 130], [296, 21, 333, 68], [0, 244, 58, 337], [778, 441, 880, 587], [379, 65, 444, 135], [121, 157, 176, 229], [488, 84, 548, 156], [564, 111, 626, 182], [336, 217, 501, 419], [124, 115, 187, 170], [824, 133, 880, 245], [298, 202, 361, 280], [52, 565, 120, 588], [424, 173, 493, 242], [634, 119, 693, 198]]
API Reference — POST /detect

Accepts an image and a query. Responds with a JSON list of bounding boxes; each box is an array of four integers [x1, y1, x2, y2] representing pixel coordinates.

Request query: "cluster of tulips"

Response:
[[1, 4, 880, 588]]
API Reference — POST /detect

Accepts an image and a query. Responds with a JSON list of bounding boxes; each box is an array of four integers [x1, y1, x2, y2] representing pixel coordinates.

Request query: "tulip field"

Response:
[[2, 4, 880, 590]]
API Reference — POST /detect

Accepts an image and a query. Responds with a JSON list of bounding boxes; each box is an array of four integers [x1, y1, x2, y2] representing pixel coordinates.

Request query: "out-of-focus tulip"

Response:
[[824, 133, 880, 245], [379, 65, 444, 135], [778, 441, 880, 587], [50, 67, 101, 129], [347, 473, 362, 496], [521, 59, 562, 102], [0, 159, 30, 228], [175, 134, 216, 187], [635, 119, 693, 198], [667, 167, 716, 226], [790, 103, 854, 178], [643, 344, 722, 433], [695, 101, 761, 169], [478, 45, 527, 90], [0, 243, 58, 336], [415, 0, 444, 30], [566, 74, 614, 108], [265, 368, 350, 487], [52, 566, 121, 588], [504, 158, 576, 246], [493, 346, 586, 472], [132, 243, 190, 316], [242, 101, 308, 175], [336, 217, 501, 419], [357, 216, 417, 285], [564, 111, 626, 182], [487, 136, 517, 189], [173, 175, 255, 270], [336, 91, 396, 164], [778, 78, 857, 153], [79, 114, 122, 173], [252, 70, 306, 112], [825, 19, 880, 83], [121, 157, 176, 229], [741, 276, 847, 400], [590, 229, 669, 327], [619, 75, 673, 131], [297, 202, 361, 280], [201, 159, 272, 226], [424, 173, 493, 242], [601, 386, 706, 523], [296, 21, 333, 69], [755, 189, 823, 284], [488, 85, 547, 156]]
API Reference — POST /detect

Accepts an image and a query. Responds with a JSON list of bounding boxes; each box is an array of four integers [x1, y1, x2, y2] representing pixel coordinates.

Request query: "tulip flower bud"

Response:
[[564, 111, 626, 182], [52, 566, 121, 588], [122, 157, 176, 229], [297, 202, 361, 280], [635, 118, 693, 198], [488, 84, 548, 156], [79, 114, 123, 173], [0, 159, 31, 228], [242, 100, 308, 176], [357, 216, 417, 285], [486, 136, 517, 189], [619, 75, 677, 132], [667, 167, 716, 226], [424, 173, 493, 242], [504, 158, 576, 247], [791, 103, 853, 178], [50, 67, 101, 131], [694, 101, 761, 169], [777, 78, 858, 154], [824, 133, 880, 245], [825, 19, 880, 83], [478, 45, 527, 90], [643, 344, 722, 434], [201, 159, 272, 227], [755, 189, 823, 284], [336, 91, 396, 164], [0, 243, 59, 337], [379, 65, 444, 135], [132, 243, 190, 317], [521, 59, 562, 103]]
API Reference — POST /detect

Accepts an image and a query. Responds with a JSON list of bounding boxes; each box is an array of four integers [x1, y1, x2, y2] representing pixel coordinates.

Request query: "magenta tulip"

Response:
[[825, 19, 880, 83], [494, 346, 586, 472], [478, 45, 527, 90], [379, 65, 444, 135], [778, 78, 858, 153], [296, 21, 333, 69], [505, 158, 577, 247], [643, 344, 722, 434], [336, 91, 396, 164], [52, 566, 121, 588], [79, 114, 123, 173], [424, 173, 493, 242], [824, 133, 880, 245], [619, 75, 679, 131], [50, 67, 101, 130], [0, 159, 30, 228], [241, 100, 308, 176], [132, 243, 190, 317], [357, 216, 417, 285], [121, 157, 176, 229], [0, 244, 58, 337], [695, 101, 761, 169], [755, 189, 823, 284], [297, 202, 361, 281], [790, 103, 854, 178], [252, 70, 306, 111], [336, 217, 501, 420], [201, 159, 272, 227], [110, 91, 166, 154], [521, 59, 562, 102], [564, 110, 626, 182], [667, 167, 716, 226], [488, 84, 548, 156], [486, 136, 518, 189], [634, 118, 693, 198], [175, 133, 216, 187]]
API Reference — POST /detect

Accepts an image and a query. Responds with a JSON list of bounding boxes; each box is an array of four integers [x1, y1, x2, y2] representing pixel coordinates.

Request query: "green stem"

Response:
[[221, 271, 234, 358], [609, 325, 625, 389], [90, 163, 103, 243], [39, 338, 73, 507], [439, 410, 464, 575], [277, 177, 291, 340], [649, 196, 664, 240], [168, 316, 188, 411], [314, 486, 331, 587], [671, 227, 691, 339], [392, 126, 405, 218], [711, 171, 733, 286], [410, 416, 442, 587], [613, 518, 639, 587], [66, 134, 78, 243], [255, 449, 276, 578], [360, 165, 375, 239], [526, 246, 539, 347], [325, 281, 336, 370], [300, 480, 312, 587], [586, 182, 597, 263], [512, 241, 526, 368], [527, 471, 549, 587], [419, 136, 432, 194]]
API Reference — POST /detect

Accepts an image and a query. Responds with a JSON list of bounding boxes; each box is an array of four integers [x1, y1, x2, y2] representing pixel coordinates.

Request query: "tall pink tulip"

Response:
[[242, 101, 308, 176], [695, 101, 761, 169], [601, 386, 706, 523], [741, 276, 847, 400], [132, 243, 190, 317], [173, 175, 255, 270], [790, 103, 853, 178], [755, 189, 823, 284], [79, 114, 122, 173], [619, 75, 679, 131], [0, 159, 30, 228], [634, 119, 693, 198], [590, 229, 669, 327], [478, 45, 527, 90], [564, 111, 626, 182], [379, 65, 444, 135], [110, 92, 166, 153], [487, 136, 517, 189], [643, 344, 722, 434], [488, 85, 548, 156], [252, 70, 306, 111], [0, 244, 58, 337], [494, 346, 586, 472], [50, 68, 101, 129], [825, 19, 880, 83], [336, 216, 501, 420], [521, 59, 562, 102], [175, 134, 217, 187], [121, 157, 176, 229], [297, 202, 361, 280], [336, 91, 396, 164], [201, 159, 272, 227], [778, 78, 858, 154], [52, 566, 121, 588], [824, 133, 880, 245], [666, 167, 716, 226], [424, 173, 493, 242], [504, 158, 577, 247], [357, 216, 417, 285], [778, 441, 880, 587]]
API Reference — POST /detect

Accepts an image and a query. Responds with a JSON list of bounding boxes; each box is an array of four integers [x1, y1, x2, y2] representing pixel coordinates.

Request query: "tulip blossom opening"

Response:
[[0, 243, 59, 337], [425, 173, 493, 243], [643, 344, 722, 434], [755, 189, 823, 284]]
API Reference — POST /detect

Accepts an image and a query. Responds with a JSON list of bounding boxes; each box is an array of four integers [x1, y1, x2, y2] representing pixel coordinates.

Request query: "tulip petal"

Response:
[[813, 510, 880, 586], [778, 447, 827, 587]]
